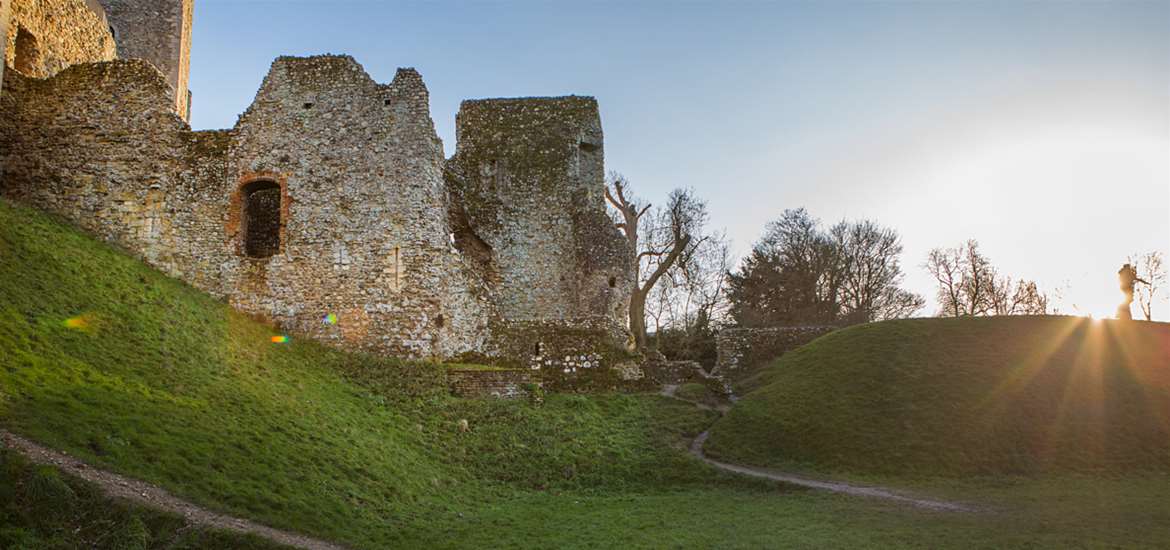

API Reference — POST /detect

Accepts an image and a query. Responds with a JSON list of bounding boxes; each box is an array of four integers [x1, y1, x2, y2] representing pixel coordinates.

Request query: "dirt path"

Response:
[[659, 385, 977, 513], [0, 430, 349, 550]]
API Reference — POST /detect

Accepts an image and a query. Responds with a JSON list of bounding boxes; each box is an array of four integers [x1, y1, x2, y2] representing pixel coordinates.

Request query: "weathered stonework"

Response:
[[0, 0, 12, 90], [715, 326, 837, 377], [445, 97, 635, 377], [1, 56, 634, 375], [96, 0, 192, 119], [447, 368, 540, 399], [3, 0, 115, 79]]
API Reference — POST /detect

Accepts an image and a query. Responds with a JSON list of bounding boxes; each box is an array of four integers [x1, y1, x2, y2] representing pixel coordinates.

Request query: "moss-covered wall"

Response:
[[447, 368, 539, 399]]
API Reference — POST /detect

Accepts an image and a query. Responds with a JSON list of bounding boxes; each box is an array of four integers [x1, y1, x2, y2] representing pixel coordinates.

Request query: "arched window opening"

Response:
[[242, 180, 281, 258], [14, 27, 41, 76]]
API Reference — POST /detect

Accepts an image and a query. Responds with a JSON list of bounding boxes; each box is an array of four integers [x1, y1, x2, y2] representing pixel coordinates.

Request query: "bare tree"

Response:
[[1129, 251, 1166, 321], [605, 173, 708, 351], [926, 239, 1048, 317], [926, 246, 965, 317], [647, 229, 731, 328], [990, 275, 1049, 315]]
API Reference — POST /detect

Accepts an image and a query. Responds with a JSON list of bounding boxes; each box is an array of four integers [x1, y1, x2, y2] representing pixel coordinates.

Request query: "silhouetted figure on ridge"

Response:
[[1116, 263, 1149, 320]]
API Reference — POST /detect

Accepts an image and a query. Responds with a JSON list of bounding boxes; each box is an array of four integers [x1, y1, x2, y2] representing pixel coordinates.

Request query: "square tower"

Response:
[[97, 0, 193, 120]]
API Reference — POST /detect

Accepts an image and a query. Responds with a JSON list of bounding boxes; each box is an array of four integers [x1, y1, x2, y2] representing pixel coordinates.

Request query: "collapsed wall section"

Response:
[[445, 96, 635, 378]]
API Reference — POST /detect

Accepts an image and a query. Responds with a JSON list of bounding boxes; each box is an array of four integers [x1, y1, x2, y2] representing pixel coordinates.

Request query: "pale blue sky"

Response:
[[189, 0, 1170, 320]]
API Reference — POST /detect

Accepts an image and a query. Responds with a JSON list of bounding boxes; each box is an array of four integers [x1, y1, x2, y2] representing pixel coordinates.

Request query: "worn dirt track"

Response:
[[0, 430, 348, 550], [660, 385, 977, 513], [3, 385, 972, 550]]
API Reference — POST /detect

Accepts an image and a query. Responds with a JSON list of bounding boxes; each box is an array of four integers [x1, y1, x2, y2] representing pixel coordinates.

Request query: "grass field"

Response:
[[3, 198, 1170, 549]]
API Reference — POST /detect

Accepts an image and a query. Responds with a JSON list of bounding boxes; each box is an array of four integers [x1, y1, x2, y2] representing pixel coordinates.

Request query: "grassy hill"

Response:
[[706, 316, 1170, 476]]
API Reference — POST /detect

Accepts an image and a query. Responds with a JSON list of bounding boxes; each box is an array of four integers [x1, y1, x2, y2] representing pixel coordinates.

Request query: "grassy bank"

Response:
[[707, 316, 1170, 476], [0, 448, 284, 549]]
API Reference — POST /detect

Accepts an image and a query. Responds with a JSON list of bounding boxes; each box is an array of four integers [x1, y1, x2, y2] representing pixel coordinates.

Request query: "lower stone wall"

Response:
[[447, 368, 539, 399], [484, 318, 637, 391], [641, 359, 705, 385], [641, 359, 729, 395], [715, 326, 837, 376]]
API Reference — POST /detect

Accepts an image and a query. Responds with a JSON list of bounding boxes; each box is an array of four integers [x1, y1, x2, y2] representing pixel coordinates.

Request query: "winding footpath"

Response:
[[2, 386, 972, 550], [660, 385, 977, 513], [0, 430, 347, 550]]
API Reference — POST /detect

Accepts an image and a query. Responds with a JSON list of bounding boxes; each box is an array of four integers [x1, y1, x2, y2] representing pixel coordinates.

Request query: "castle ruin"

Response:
[[0, 0, 638, 383]]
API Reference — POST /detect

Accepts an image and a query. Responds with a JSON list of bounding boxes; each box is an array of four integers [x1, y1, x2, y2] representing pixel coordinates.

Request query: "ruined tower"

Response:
[[96, 0, 193, 119], [446, 97, 635, 371]]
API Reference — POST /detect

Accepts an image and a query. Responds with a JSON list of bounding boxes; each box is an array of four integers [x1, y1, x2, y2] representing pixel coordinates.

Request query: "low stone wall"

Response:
[[641, 359, 705, 385], [447, 368, 539, 399], [715, 326, 837, 375], [642, 359, 729, 395]]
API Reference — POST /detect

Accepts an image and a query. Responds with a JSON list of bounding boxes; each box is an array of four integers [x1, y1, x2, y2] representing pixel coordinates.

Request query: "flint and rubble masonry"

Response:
[[715, 326, 837, 375], [0, 54, 634, 377]]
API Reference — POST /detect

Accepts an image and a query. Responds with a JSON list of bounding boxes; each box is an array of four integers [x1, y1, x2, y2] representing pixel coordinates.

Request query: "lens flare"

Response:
[[62, 313, 98, 333], [271, 335, 289, 344], [323, 313, 338, 325]]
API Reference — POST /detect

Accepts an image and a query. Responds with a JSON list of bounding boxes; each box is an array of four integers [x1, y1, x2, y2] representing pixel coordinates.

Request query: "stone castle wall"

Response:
[[0, 0, 10, 97], [221, 56, 489, 359], [0, 0, 634, 371], [446, 97, 634, 372], [0, 56, 492, 359], [0, 53, 633, 372], [715, 326, 837, 376], [96, 0, 193, 118], [3, 0, 115, 79]]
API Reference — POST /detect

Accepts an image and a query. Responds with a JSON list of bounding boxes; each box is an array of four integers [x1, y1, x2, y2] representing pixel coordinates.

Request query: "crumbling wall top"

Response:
[[454, 96, 602, 166]]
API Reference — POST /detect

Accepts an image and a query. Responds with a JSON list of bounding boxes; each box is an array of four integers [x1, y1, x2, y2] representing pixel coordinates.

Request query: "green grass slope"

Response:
[[0, 199, 721, 547], [707, 316, 1170, 476]]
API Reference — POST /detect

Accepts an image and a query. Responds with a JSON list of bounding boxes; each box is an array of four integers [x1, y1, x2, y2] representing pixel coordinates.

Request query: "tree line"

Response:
[[605, 173, 1168, 360]]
